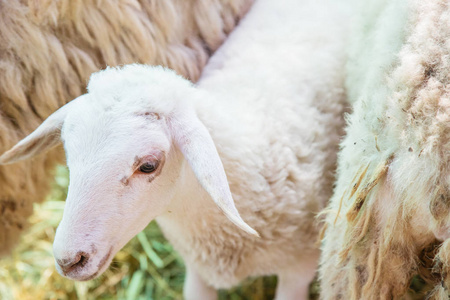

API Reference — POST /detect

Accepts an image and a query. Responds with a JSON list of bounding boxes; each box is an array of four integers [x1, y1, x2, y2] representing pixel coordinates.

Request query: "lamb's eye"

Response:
[[139, 162, 158, 173]]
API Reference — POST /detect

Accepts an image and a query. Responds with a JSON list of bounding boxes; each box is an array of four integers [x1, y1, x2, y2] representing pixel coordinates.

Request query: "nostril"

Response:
[[78, 253, 88, 266], [57, 252, 90, 273]]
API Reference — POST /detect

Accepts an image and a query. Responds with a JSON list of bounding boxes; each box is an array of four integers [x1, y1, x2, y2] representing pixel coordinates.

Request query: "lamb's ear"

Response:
[[0, 97, 80, 165], [170, 109, 259, 237]]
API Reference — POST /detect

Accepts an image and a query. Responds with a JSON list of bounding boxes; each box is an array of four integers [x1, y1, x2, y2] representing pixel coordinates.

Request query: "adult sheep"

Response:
[[0, 0, 252, 256], [1, 0, 350, 298], [320, 0, 450, 298]]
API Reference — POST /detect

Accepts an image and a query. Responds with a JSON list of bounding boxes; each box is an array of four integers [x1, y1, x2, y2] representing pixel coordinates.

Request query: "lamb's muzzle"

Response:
[[53, 239, 113, 281], [56, 251, 89, 274]]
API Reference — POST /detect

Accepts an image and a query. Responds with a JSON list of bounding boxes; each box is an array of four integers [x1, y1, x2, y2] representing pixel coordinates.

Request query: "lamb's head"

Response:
[[0, 64, 257, 281]]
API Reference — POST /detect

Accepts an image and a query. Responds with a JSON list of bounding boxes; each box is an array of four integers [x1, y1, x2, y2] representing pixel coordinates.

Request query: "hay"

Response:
[[0, 166, 283, 299]]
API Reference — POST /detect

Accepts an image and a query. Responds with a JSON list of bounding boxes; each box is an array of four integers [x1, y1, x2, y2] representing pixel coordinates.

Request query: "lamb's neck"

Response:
[[157, 96, 247, 237], [157, 156, 223, 236]]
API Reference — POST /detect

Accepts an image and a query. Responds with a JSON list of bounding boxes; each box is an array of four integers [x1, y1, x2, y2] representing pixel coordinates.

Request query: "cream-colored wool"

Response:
[[0, 0, 252, 256], [320, 0, 450, 298]]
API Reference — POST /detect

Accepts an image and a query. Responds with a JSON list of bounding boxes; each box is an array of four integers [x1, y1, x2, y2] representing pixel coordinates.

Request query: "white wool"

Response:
[[158, 0, 350, 290]]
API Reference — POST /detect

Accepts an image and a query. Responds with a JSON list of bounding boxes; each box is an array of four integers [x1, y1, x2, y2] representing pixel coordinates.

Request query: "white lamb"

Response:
[[0, 0, 349, 298]]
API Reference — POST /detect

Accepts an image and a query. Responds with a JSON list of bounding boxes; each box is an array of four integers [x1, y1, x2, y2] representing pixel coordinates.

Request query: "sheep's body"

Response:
[[0, 0, 251, 255], [320, 0, 450, 298], [156, 0, 348, 292]]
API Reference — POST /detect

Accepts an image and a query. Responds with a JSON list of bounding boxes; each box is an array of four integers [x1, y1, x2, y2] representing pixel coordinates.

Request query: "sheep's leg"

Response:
[[183, 265, 217, 300], [274, 256, 318, 300]]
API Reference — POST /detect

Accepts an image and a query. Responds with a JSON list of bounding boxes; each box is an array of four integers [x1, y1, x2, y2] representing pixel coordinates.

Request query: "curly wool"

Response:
[[320, 0, 450, 299], [0, 0, 252, 256]]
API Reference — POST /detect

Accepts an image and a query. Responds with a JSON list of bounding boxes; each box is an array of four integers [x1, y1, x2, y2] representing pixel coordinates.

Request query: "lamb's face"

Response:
[[0, 64, 257, 281], [53, 104, 181, 281]]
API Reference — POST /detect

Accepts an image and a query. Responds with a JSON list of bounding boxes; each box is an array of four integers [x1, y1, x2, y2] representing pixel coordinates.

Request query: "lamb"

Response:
[[1, 0, 349, 298], [319, 0, 450, 298], [0, 0, 252, 256]]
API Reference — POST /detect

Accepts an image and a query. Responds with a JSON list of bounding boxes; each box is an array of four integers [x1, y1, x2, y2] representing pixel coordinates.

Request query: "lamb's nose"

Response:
[[57, 252, 90, 273]]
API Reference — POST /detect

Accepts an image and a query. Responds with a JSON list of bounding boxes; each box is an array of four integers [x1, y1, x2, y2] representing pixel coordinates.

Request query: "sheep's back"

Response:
[[320, 0, 450, 298]]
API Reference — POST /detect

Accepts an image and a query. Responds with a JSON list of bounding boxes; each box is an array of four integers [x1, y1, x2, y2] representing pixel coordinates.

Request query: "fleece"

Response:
[[320, 0, 450, 298]]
